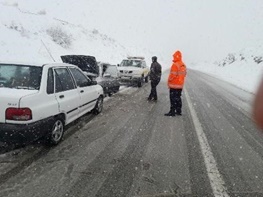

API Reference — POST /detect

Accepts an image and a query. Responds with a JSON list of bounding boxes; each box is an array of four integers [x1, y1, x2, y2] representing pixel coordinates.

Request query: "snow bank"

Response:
[[190, 46, 263, 93]]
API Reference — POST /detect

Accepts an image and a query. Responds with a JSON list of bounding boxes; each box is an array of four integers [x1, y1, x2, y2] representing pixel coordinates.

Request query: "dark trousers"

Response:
[[148, 80, 160, 100], [170, 89, 182, 113]]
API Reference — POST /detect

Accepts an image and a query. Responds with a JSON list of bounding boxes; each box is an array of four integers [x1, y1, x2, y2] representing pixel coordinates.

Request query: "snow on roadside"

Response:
[[190, 47, 263, 93]]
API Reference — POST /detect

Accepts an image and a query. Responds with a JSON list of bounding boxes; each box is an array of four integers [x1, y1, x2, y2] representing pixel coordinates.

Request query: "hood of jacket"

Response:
[[173, 51, 182, 63]]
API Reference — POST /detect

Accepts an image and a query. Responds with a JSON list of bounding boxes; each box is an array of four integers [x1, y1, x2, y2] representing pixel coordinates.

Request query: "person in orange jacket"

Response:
[[253, 78, 263, 129], [165, 50, 187, 116]]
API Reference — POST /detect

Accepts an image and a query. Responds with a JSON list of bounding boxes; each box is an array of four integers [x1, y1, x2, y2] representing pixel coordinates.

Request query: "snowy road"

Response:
[[0, 70, 263, 197]]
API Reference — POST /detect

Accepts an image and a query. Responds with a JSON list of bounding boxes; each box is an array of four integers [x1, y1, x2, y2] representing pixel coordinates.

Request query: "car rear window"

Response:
[[0, 64, 42, 90]]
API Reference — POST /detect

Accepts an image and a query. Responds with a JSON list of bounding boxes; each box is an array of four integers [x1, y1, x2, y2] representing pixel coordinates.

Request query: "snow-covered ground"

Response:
[[0, 1, 154, 65], [190, 46, 263, 93]]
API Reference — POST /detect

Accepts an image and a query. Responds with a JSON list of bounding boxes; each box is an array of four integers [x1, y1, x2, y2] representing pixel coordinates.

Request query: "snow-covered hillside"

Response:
[[190, 46, 263, 93], [0, 1, 153, 65], [1, 0, 262, 91]]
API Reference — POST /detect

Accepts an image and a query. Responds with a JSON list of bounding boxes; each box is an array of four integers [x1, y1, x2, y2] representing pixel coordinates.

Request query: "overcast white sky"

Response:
[[17, 0, 263, 64]]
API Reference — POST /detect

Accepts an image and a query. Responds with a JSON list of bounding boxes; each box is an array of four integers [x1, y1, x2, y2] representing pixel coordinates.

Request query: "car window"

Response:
[[120, 60, 142, 67], [46, 68, 54, 94], [54, 68, 76, 92], [104, 65, 118, 77], [0, 64, 42, 90], [69, 67, 90, 87]]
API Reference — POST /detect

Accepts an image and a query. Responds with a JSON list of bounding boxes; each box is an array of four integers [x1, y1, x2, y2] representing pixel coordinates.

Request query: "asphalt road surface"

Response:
[[0, 70, 263, 197]]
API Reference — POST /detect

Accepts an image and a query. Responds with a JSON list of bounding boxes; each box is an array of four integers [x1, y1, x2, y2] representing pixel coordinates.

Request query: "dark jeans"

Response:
[[170, 89, 182, 113], [148, 80, 160, 100]]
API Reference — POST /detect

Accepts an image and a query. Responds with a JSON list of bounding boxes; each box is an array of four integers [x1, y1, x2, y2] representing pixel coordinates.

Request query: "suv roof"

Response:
[[127, 56, 145, 60]]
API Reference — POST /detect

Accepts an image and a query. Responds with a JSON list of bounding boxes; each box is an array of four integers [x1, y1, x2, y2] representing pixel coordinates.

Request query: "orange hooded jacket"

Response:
[[168, 51, 187, 89]]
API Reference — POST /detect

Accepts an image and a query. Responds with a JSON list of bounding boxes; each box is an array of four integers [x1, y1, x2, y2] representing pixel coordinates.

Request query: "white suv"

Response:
[[0, 62, 103, 145], [118, 57, 150, 87]]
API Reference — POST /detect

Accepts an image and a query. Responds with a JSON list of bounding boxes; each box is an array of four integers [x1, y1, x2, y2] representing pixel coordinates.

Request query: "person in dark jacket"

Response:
[[148, 56, 162, 101]]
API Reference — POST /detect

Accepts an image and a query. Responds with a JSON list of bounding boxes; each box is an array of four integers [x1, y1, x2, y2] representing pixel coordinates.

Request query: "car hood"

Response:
[[117, 67, 142, 71], [61, 55, 99, 76]]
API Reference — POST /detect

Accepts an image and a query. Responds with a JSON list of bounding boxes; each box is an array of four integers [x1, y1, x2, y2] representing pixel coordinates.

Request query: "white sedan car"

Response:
[[0, 62, 104, 145]]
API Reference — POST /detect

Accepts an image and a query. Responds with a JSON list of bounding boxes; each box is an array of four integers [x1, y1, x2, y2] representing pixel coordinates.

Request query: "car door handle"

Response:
[[80, 90, 84, 93], [59, 95, 64, 99]]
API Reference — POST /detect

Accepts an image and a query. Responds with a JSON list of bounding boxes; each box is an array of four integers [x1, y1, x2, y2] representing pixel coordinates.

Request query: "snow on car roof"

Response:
[[0, 61, 79, 68], [127, 56, 145, 60]]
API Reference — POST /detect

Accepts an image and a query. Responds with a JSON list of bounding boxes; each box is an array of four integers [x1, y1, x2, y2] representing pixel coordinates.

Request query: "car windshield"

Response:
[[120, 60, 142, 67], [0, 64, 42, 90]]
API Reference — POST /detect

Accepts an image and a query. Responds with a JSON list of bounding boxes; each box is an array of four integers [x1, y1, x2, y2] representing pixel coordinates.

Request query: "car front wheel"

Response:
[[113, 86, 120, 93], [93, 96, 103, 114], [137, 76, 143, 87]]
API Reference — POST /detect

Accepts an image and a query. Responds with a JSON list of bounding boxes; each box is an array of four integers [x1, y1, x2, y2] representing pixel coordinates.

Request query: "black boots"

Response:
[[147, 97, 157, 102], [175, 112, 182, 116], [164, 111, 176, 116], [164, 111, 182, 116]]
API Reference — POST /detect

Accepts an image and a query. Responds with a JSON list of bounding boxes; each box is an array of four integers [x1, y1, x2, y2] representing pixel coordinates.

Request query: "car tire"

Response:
[[113, 86, 120, 93], [137, 80, 142, 87], [145, 76, 149, 83], [93, 96, 103, 115], [46, 118, 65, 145], [137, 76, 143, 87]]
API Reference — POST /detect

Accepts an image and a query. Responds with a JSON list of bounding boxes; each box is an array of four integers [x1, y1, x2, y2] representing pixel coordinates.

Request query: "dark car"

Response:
[[97, 62, 120, 96], [61, 55, 120, 96], [61, 55, 99, 80]]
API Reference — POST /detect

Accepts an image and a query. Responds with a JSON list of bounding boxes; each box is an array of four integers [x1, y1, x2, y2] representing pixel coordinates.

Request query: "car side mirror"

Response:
[[117, 64, 120, 67]]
